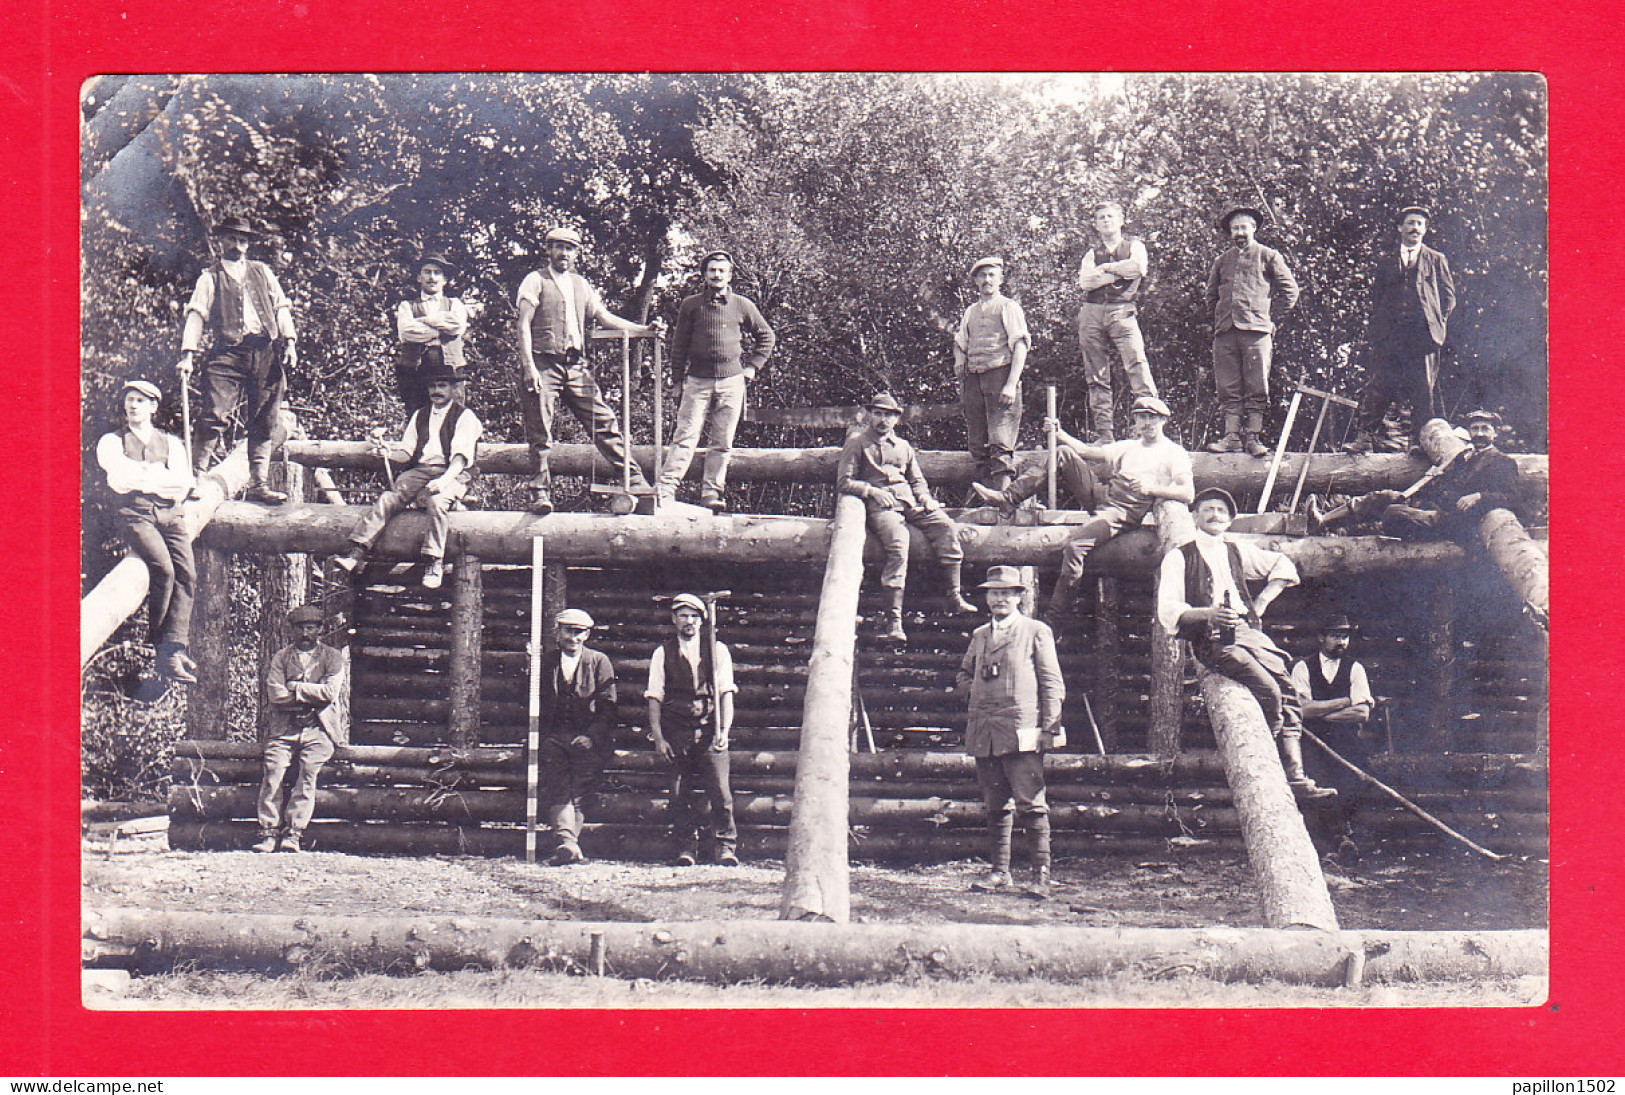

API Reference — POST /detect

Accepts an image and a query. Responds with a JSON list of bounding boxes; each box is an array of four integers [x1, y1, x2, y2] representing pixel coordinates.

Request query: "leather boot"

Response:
[[1047, 573, 1080, 620], [278, 829, 303, 853], [969, 481, 1017, 517], [1342, 430, 1376, 455], [1243, 413, 1269, 458], [251, 830, 279, 854], [157, 642, 199, 685], [1207, 414, 1243, 453], [943, 565, 978, 615], [879, 587, 908, 644], [244, 459, 288, 505], [1279, 736, 1336, 799]]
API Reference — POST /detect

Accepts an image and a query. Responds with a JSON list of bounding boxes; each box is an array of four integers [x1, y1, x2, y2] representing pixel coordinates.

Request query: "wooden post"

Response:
[[540, 563, 569, 653], [448, 554, 484, 749], [1148, 500, 1197, 755], [186, 545, 232, 742], [1201, 672, 1340, 931], [780, 492, 867, 923], [1420, 575, 1458, 752], [1092, 577, 1121, 752], [255, 458, 308, 739]]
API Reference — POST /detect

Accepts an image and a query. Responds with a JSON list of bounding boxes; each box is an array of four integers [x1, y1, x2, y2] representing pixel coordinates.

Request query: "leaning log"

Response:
[[200, 503, 1476, 576], [284, 440, 1549, 500], [781, 493, 865, 923], [83, 908, 1547, 987], [1200, 672, 1340, 931], [1480, 508, 1550, 629]]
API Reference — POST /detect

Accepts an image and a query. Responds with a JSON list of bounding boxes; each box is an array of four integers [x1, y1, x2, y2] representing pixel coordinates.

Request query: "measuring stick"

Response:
[[524, 535, 544, 863], [1046, 385, 1058, 510]]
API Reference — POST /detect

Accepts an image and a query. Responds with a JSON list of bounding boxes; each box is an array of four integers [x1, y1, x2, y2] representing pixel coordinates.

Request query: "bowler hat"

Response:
[[418, 354, 466, 385], [978, 565, 1029, 591], [287, 604, 324, 626], [416, 251, 456, 275], [1193, 486, 1238, 516], [670, 593, 706, 613], [544, 227, 583, 246], [1219, 206, 1268, 231], [1131, 395, 1172, 417], [121, 379, 162, 401], [867, 392, 905, 414], [969, 256, 1004, 276], [1397, 205, 1431, 223], [1320, 614, 1354, 634], [555, 608, 595, 629], [212, 216, 260, 238]]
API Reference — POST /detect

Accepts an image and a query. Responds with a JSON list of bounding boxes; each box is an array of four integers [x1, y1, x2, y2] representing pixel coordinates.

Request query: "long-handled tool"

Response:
[[1045, 384, 1059, 511], [1081, 693, 1107, 757], [369, 427, 396, 489], [524, 535, 545, 864], [700, 590, 733, 751]]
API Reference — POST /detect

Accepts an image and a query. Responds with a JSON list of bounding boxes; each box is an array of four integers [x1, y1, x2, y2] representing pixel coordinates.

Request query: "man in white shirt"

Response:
[[1076, 201, 1158, 443], [332, 359, 481, 590], [954, 256, 1030, 494], [96, 379, 198, 689], [646, 593, 739, 866], [395, 251, 470, 414], [1157, 487, 1334, 800], [975, 396, 1193, 618]]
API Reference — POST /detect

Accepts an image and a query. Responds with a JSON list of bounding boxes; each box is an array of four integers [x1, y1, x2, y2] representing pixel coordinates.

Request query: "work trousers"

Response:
[[257, 725, 335, 834], [1057, 502, 1148, 585], [974, 751, 1050, 871], [519, 353, 649, 491], [348, 464, 468, 561], [1359, 328, 1440, 436], [1077, 303, 1157, 440], [115, 499, 195, 647], [666, 718, 737, 856], [1211, 328, 1273, 417], [865, 504, 963, 590], [1350, 492, 1469, 543], [539, 730, 604, 814], [195, 335, 287, 471], [1008, 446, 1103, 511], [1194, 631, 1303, 738], [960, 365, 1021, 484], [657, 374, 747, 498]]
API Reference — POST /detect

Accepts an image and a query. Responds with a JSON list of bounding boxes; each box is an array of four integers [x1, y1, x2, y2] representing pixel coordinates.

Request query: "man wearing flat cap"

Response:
[[95, 379, 198, 690], [536, 608, 619, 866], [256, 604, 348, 853], [514, 226, 661, 515], [838, 392, 977, 644], [395, 252, 470, 414], [1076, 200, 1159, 443], [1346, 207, 1456, 454], [655, 250, 777, 514], [646, 593, 740, 866], [954, 256, 1031, 494], [1204, 206, 1300, 457], [1157, 487, 1333, 799], [957, 566, 1065, 897], [974, 395, 1193, 618], [177, 216, 301, 504]]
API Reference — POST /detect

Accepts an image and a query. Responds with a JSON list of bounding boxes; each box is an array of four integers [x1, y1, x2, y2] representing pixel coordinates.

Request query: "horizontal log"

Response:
[[84, 906, 1548, 986], [284, 439, 1549, 500]]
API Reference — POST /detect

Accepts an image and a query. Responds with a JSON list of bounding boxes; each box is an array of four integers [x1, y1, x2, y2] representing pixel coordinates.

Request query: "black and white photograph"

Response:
[[78, 71, 1550, 1011]]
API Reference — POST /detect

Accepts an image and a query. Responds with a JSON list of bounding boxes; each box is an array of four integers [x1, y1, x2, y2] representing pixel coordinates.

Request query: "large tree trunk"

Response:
[[84, 908, 1547, 987], [447, 554, 484, 748], [1479, 508, 1549, 629], [1200, 673, 1340, 931], [185, 546, 233, 742], [256, 458, 308, 738], [780, 493, 866, 923], [1148, 500, 1197, 755]]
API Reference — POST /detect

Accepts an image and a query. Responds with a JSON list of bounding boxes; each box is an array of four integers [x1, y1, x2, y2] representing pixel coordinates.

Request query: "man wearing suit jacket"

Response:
[[536, 608, 619, 866], [255, 604, 349, 853], [957, 566, 1065, 898], [1346, 207, 1457, 453]]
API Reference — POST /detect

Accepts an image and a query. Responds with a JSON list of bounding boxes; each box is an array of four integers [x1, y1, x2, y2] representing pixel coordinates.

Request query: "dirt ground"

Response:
[[82, 831, 1547, 1008]]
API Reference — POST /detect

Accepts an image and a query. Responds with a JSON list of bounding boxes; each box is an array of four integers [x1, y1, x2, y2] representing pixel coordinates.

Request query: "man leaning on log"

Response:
[[1156, 488, 1334, 800], [837, 391, 978, 644]]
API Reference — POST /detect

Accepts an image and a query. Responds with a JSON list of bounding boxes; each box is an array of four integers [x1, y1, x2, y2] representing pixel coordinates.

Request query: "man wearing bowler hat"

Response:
[[1157, 487, 1334, 799], [1204, 205, 1300, 457], [256, 604, 348, 853], [514, 226, 660, 515], [838, 392, 978, 644], [176, 215, 300, 504], [655, 249, 777, 514], [1292, 613, 1377, 849], [1345, 206, 1457, 453], [958, 566, 1065, 897], [954, 255, 1031, 494], [535, 608, 619, 866], [395, 251, 470, 414]]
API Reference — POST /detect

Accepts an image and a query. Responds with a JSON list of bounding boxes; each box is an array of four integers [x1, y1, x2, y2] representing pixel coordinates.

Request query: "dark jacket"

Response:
[[837, 426, 937, 513], [1420, 445, 1521, 518], [1206, 241, 1300, 334], [1370, 243, 1455, 348], [538, 647, 618, 743]]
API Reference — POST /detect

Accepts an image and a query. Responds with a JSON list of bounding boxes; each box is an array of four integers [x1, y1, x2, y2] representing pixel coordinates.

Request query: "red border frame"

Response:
[[6, 0, 1619, 1076]]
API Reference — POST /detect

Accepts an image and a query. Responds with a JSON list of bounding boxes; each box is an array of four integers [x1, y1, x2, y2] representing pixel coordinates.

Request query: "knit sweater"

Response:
[[670, 290, 776, 379]]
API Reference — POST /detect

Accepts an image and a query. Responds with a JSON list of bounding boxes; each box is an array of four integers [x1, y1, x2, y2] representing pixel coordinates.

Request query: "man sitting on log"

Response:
[[837, 391, 978, 644], [646, 593, 739, 867], [537, 608, 619, 866], [95, 379, 198, 694], [1292, 612, 1377, 849], [1156, 488, 1334, 800], [972, 396, 1193, 618], [957, 566, 1065, 898], [1311, 411, 1519, 542], [332, 357, 481, 591], [255, 604, 348, 853]]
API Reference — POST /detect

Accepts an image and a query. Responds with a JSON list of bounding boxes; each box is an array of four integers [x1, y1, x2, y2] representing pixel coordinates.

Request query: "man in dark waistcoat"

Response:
[[646, 593, 740, 866], [535, 608, 619, 866], [1076, 201, 1158, 442], [513, 226, 661, 515], [1292, 614, 1377, 851], [1204, 206, 1300, 457], [256, 604, 348, 853], [176, 216, 299, 505], [1345, 207, 1457, 453], [395, 251, 469, 414]]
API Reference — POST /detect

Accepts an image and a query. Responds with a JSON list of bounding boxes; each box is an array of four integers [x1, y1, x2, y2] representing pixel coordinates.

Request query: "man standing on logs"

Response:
[[514, 226, 660, 516], [1344, 206, 1456, 454], [536, 608, 619, 866], [332, 359, 481, 591], [646, 593, 739, 867], [95, 379, 198, 691], [394, 251, 469, 414], [954, 256, 1030, 495], [972, 396, 1193, 619], [1076, 201, 1158, 442], [177, 216, 300, 504], [838, 392, 978, 644], [957, 566, 1065, 898], [654, 250, 776, 515], [256, 604, 348, 853], [1204, 206, 1300, 457], [1313, 411, 1519, 541], [1156, 488, 1334, 800]]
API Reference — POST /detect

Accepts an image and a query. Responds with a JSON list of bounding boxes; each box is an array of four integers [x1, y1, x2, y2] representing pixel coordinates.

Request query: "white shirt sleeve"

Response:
[[183, 270, 214, 322], [1349, 661, 1373, 707], [1155, 547, 1192, 636], [449, 410, 482, 466], [1123, 239, 1150, 279], [1234, 538, 1301, 588], [713, 643, 737, 695], [1002, 298, 1031, 349], [97, 432, 193, 500], [1290, 659, 1312, 702], [644, 645, 667, 701], [264, 267, 295, 337], [397, 300, 436, 343], [516, 271, 543, 310]]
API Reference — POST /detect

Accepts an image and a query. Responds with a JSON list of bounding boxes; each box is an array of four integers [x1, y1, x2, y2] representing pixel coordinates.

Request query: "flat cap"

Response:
[[969, 256, 1004, 276], [1464, 409, 1502, 426], [866, 392, 905, 414], [700, 250, 734, 268], [287, 604, 324, 625], [1397, 205, 1432, 223], [544, 227, 583, 246], [670, 593, 706, 613], [1131, 395, 1172, 417], [1193, 486, 1238, 516], [121, 379, 162, 401], [554, 608, 595, 629]]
